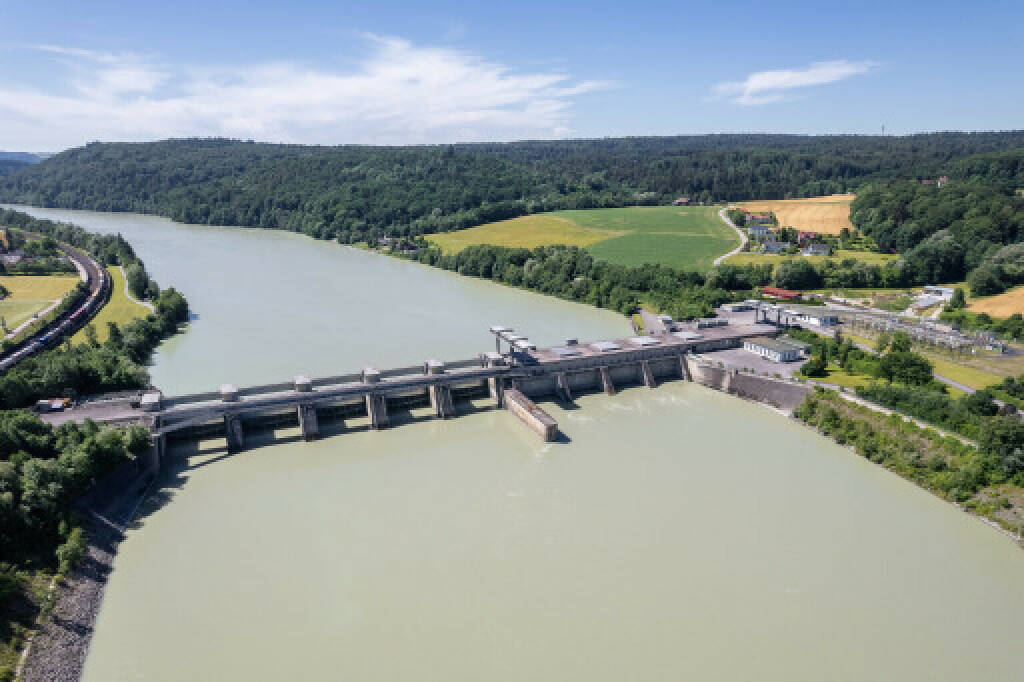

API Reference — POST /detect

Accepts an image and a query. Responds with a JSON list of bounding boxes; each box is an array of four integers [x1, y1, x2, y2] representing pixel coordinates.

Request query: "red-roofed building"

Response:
[[797, 231, 817, 243], [761, 286, 801, 300], [672, 197, 690, 206]]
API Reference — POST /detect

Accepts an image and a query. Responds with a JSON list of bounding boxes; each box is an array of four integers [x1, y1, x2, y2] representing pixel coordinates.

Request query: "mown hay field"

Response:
[[968, 286, 1024, 317], [427, 206, 739, 271], [0, 274, 79, 330], [736, 194, 855, 234], [72, 267, 150, 344], [427, 214, 612, 254]]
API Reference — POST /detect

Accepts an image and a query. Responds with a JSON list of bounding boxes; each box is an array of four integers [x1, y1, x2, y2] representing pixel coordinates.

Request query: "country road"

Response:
[[713, 207, 747, 267]]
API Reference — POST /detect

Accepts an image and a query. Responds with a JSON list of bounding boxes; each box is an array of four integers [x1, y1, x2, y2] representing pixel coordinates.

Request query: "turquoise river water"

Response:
[[10, 206, 1024, 681]]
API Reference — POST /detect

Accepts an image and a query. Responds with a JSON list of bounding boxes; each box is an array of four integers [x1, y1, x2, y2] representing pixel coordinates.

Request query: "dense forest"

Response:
[[0, 160, 28, 177], [414, 243, 730, 320], [851, 149, 1024, 292], [3, 133, 1024, 247]]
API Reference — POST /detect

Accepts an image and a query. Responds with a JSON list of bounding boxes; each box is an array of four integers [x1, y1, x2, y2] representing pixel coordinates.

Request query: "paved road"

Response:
[[713, 207, 748, 267], [639, 308, 668, 335]]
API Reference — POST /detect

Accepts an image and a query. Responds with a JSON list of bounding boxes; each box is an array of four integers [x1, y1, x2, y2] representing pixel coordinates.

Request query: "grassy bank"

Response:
[[796, 389, 1024, 537], [71, 267, 148, 344]]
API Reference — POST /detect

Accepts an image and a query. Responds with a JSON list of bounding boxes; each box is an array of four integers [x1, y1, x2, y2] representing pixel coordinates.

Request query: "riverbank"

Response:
[[795, 388, 1024, 544], [18, 447, 159, 682]]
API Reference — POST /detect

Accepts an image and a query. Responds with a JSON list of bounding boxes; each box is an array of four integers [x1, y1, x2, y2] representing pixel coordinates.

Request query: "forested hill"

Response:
[[2, 132, 1024, 246], [851, 148, 1024, 293], [0, 159, 29, 177]]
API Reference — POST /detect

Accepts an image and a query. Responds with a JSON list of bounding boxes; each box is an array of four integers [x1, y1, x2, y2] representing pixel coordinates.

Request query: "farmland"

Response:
[[968, 285, 1024, 317], [724, 249, 898, 268], [427, 206, 739, 271], [735, 194, 854, 234], [0, 274, 79, 331], [72, 267, 149, 344], [426, 214, 613, 253]]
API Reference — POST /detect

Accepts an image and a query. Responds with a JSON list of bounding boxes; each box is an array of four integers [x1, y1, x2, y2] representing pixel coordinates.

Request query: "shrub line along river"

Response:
[[8, 205, 1024, 682]]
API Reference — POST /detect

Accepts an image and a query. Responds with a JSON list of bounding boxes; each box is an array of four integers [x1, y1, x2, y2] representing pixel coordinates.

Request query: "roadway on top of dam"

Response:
[[40, 318, 779, 432]]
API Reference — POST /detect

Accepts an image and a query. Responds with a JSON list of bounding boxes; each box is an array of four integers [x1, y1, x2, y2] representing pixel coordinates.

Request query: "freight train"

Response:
[[0, 261, 110, 372]]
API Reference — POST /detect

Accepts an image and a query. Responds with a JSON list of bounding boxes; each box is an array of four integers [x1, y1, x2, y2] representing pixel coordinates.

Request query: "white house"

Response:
[[743, 336, 802, 363], [922, 286, 955, 301]]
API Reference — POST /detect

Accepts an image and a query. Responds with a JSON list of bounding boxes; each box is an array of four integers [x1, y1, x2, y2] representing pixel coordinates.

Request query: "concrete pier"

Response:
[[429, 385, 455, 418], [679, 355, 691, 381], [600, 366, 615, 395], [224, 413, 244, 452], [641, 360, 656, 388], [556, 372, 573, 402], [503, 389, 558, 442], [366, 394, 389, 429], [298, 403, 319, 440]]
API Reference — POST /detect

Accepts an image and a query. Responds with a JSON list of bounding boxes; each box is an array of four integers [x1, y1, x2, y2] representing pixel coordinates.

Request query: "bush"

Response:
[[56, 527, 86, 575]]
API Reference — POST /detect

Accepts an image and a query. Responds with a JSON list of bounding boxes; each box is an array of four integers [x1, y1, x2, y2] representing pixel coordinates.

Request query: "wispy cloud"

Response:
[[0, 37, 612, 150], [712, 60, 875, 105]]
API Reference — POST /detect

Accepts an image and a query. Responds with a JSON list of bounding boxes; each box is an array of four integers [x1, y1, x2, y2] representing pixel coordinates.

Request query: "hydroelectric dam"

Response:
[[80, 316, 812, 466]]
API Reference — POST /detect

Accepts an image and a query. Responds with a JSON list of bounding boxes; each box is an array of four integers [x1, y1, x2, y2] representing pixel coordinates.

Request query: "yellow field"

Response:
[[73, 267, 149, 344], [968, 286, 1024, 317], [427, 214, 615, 254], [0, 274, 79, 331], [736, 194, 854, 234], [0, 274, 79, 300]]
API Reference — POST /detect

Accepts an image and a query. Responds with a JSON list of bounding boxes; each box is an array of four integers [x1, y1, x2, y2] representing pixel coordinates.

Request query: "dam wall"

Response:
[[685, 356, 811, 413]]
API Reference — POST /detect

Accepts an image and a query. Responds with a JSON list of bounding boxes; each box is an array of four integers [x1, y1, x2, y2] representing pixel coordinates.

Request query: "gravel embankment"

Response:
[[19, 460, 154, 682]]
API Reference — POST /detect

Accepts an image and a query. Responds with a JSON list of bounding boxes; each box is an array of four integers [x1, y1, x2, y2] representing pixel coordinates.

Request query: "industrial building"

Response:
[[743, 336, 806, 363]]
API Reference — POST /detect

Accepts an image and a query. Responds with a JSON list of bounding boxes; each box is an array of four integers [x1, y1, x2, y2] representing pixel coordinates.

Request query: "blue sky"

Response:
[[1, 0, 1021, 150]]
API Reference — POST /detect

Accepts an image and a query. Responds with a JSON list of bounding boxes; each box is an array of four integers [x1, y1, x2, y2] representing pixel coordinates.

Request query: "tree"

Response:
[[879, 350, 933, 386], [801, 353, 827, 377], [979, 416, 1024, 479], [946, 287, 967, 311], [968, 264, 1006, 297], [83, 323, 99, 348]]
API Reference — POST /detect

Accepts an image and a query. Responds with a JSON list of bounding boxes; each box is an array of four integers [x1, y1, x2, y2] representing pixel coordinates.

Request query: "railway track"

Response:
[[0, 237, 110, 372]]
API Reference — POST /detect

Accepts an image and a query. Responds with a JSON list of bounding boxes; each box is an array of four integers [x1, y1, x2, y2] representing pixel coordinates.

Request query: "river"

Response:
[[11, 206, 1024, 680]]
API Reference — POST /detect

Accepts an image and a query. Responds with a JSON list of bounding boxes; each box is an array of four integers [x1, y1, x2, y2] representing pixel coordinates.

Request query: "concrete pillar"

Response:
[[641, 360, 656, 388], [294, 375, 312, 392], [220, 384, 239, 402], [556, 372, 573, 402], [600, 366, 616, 395], [679, 354, 692, 381], [488, 377, 504, 407], [365, 393, 389, 429], [722, 369, 736, 394], [429, 384, 455, 418], [298, 403, 319, 440], [224, 413, 244, 452]]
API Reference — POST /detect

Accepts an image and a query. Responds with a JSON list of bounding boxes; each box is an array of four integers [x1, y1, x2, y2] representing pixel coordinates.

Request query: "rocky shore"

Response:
[[18, 456, 156, 682]]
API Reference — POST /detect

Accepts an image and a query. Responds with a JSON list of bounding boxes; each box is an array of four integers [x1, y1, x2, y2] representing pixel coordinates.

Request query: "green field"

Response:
[[72, 267, 150, 344], [724, 249, 898, 268], [426, 206, 739, 270], [0, 274, 79, 332]]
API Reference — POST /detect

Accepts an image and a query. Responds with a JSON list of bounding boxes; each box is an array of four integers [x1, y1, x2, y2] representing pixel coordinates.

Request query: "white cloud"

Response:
[[712, 60, 875, 106], [0, 37, 611, 150]]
